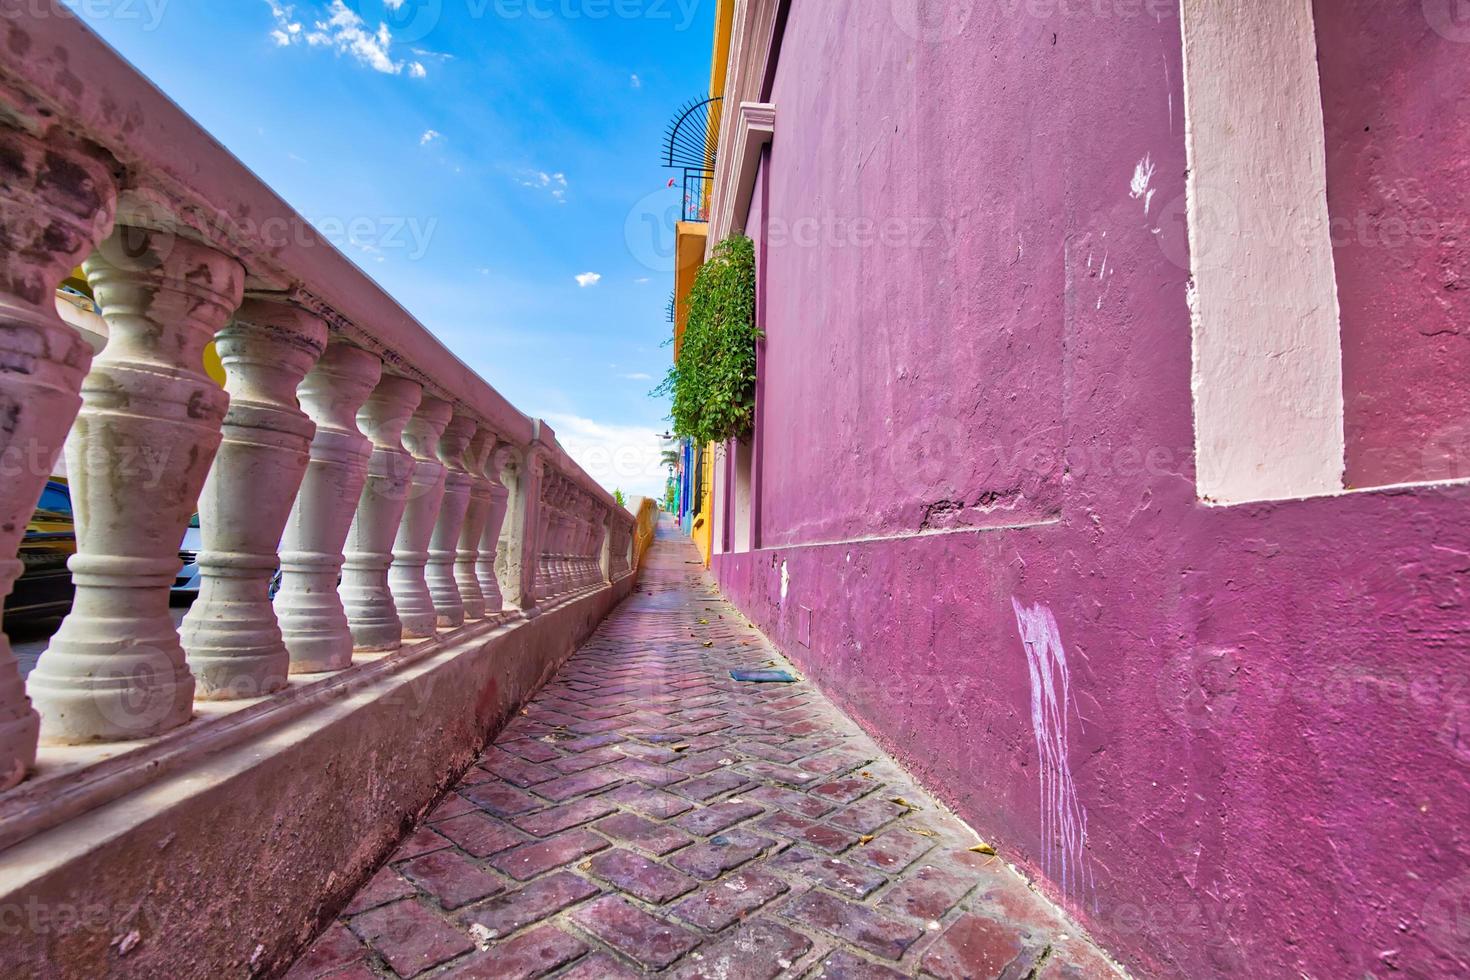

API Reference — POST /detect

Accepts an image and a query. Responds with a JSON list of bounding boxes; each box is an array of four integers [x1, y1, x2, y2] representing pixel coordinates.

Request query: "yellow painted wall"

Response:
[[675, 0, 736, 567], [673, 222, 710, 359]]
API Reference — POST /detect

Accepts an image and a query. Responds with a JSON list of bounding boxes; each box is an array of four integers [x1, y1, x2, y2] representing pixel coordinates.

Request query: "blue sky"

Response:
[[70, 0, 710, 498]]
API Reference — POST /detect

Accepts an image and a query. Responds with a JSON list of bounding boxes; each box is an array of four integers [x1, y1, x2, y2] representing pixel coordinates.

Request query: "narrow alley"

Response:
[[289, 521, 1122, 979]]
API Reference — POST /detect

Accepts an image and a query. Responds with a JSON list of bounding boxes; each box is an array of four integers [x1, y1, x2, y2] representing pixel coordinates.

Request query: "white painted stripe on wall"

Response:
[[1181, 0, 1345, 504]]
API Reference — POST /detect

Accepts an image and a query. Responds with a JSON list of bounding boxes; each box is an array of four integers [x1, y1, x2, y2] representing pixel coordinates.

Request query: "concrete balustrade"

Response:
[[391, 397, 452, 638], [0, 14, 646, 973], [276, 343, 382, 673], [427, 414, 476, 628], [181, 300, 327, 699], [30, 228, 243, 743], [342, 377, 422, 652]]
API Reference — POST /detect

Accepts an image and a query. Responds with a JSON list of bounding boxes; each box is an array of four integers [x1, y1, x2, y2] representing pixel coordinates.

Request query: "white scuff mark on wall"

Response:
[[1130, 154, 1157, 214], [780, 560, 789, 602], [1012, 597, 1097, 912]]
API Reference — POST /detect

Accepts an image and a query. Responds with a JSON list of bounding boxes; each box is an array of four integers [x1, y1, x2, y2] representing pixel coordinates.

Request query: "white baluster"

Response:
[[427, 414, 475, 628], [477, 441, 512, 621], [390, 397, 450, 638], [31, 227, 244, 742], [342, 376, 420, 652], [276, 342, 380, 673], [455, 430, 495, 621], [180, 300, 325, 699], [0, 128, 115, 780]]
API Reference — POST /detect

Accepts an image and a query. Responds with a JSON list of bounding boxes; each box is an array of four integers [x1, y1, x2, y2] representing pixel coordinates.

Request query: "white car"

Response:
[[171, 517, 281, 603]]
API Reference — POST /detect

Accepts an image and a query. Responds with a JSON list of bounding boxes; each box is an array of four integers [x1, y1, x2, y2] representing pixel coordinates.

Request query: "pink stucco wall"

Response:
[[1315, 0, 1470, 488], [711, 3, 1470, 977]]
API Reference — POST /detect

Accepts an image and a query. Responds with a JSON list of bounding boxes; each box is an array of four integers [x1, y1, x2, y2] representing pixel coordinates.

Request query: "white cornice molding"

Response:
[[706, 0, 782, 255], [708, 102, 776, 245]]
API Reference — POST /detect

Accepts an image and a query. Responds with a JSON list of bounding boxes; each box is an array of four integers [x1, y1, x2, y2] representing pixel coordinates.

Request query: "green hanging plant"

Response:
[[656, 235, 760, 445]]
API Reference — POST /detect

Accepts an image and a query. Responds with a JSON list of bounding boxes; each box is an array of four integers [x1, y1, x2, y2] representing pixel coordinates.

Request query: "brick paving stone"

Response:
[[398, 849, 505, 910], [668, 769, 753, 801], [555, 953, 645, 979], [298, 521, 1115, 979], [829, 796, 909, 834], [587, 848, 699, 903], [498, 738, 560, 764], [758, 810, 859, 853], [781, 889, 926, 962], [559, 733, 625, 752], [531, 767, 625, 802], [670, 868, 790, 931], [391, 826, 452, 862], [441, 925, 587, 979], [877, 864, 979, 923], [811, 777, 879, 804], [455, 871, 600, 939], [348, 900, 474, 976], [742, 760, 819, 786], [921, 913, 1036, 979], [668, 828, 775, 880], [766, 847, 888, 899], [671, 918, 812, 979], [745, 783, 837, 818], [568, 895, 701, 970], [286, 923, 369, 979], [849, 829, 936, 874], [612, 756, 688, 787], [810, 949, 911, 979], [460, 782, 543, 818], [481, 756, 557, 787], [511, 797, 617, 837], [490, 829, 609, 881], [550, 745, 627, 774], [433, 812, 528, 858], [344, 867, 417, 916], [673, 799, 765, 836], [604, 782, 695, 818], [425, 794, 480, 823], [594, 811, 696, 855]]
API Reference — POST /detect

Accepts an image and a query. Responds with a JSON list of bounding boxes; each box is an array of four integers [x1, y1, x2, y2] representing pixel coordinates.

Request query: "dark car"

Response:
[[6, 480, 76, 626]]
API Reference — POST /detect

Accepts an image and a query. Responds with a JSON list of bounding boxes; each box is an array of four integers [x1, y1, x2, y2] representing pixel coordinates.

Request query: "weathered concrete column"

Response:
[[0, 129, 115, 782], [477, 442, 512, 621], [31, 227, 243, 743], [533, 470, 556, 600], [342, 376, 420, 652], [516, 452, 548, 612], [427, 414, 475, 628], [454, 429, 494, 620], [497, 448, 530, 614], [180, 300, 325, 699], [276, 342, 380, 673], [390, 396, 451, 638]]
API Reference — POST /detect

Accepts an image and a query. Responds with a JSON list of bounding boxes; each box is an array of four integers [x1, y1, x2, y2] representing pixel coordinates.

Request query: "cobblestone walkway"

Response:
[[288, 520, 1122, 979]]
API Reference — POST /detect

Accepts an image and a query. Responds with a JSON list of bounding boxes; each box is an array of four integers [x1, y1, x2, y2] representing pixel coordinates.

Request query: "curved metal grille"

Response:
[[662, 96, 722, 222]]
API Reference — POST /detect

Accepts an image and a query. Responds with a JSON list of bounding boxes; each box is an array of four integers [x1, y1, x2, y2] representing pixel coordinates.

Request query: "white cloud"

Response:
[[265, 0, 427, 78], [420, 129, 442, 146], [541, 413, 672, 500], [634, 277, 650, 284], [575, 272, 602, 288], [621, 372, 654, 381], [630, 73, 642, 88], [517, 170, 568, 204]]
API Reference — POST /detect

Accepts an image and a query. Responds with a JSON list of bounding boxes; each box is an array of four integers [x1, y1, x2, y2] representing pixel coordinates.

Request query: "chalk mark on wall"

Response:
[[1012, 597, 1096, 912]]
